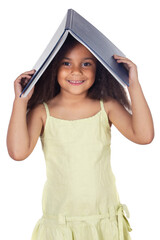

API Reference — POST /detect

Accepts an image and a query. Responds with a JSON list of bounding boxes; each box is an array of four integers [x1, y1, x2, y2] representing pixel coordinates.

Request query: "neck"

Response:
[[56, 91, 89, 105]]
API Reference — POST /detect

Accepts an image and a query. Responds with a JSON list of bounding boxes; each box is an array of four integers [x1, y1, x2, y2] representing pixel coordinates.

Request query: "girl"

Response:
[[7, 34, 154, 240]]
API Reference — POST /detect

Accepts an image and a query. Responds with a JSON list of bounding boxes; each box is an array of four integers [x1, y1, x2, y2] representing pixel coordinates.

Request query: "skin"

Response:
[[56, 45, 97, 104], [6, 43, 154, 161]]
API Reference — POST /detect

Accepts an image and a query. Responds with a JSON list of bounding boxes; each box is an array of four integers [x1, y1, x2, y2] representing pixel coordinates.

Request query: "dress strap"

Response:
[[100, 99, 105, 112], [43, 102, 50, 117], [100, 99, 111, 129]]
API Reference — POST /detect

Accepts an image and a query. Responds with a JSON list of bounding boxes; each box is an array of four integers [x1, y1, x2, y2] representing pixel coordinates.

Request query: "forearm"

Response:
[[7, 98, 30, 159], [128, 80, 154, 142]]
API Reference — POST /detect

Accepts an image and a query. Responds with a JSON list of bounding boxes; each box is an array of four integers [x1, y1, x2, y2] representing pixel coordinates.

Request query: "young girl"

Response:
[[7, 34, 154, 240]]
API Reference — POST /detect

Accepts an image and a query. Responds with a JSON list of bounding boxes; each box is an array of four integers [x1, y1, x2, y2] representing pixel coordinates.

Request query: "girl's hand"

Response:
[[113, 54, 138, 86], [14, 69, 36, 102]]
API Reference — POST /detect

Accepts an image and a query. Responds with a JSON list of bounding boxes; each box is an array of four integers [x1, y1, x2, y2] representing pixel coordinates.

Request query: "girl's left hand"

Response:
[[113, 54, 138, 86]]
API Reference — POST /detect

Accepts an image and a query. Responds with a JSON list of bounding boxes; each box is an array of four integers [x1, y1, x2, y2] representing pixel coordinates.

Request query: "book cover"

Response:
[[20, 9, 129, 98]]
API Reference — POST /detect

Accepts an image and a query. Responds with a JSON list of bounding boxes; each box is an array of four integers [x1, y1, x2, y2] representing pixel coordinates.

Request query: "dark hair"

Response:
[[26, 33, 131, 112]]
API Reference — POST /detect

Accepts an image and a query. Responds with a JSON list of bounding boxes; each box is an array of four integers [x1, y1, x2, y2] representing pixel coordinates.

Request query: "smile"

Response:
[[67, 80, 85, 85]]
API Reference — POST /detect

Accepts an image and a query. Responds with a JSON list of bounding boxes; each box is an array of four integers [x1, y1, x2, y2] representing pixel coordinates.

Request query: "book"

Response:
[[20, 9, 129, 98]]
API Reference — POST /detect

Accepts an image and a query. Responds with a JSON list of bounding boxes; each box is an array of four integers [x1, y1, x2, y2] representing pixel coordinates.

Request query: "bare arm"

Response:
[[106, 55, 154, 144], [7, 70, 43, 160]]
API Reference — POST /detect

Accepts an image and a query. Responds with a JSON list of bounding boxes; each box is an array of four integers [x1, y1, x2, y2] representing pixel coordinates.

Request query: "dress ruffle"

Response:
[[31, 204, 132, 240]]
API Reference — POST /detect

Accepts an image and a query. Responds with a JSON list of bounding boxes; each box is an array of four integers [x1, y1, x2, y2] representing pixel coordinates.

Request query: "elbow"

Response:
[[7, 149, 29, 161], [8, 153, 25, 161], [144, 128, 155, 144], [132, 125, 155, 145], [11, 155, 27, 161], [138, 132, 154, 145], [7, 141, 31, 161], [144, 133, 154, 144]]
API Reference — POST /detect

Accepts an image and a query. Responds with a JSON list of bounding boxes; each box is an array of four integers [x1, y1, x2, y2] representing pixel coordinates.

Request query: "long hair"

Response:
[[25, 33, 131, 112]]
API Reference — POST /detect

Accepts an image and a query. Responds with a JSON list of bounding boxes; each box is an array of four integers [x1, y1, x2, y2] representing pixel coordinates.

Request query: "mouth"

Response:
[[67, 80, 85, 85]]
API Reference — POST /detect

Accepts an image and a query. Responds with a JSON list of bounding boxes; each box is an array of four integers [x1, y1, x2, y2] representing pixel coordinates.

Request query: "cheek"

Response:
[[57, 68, 68, 80], [90, 68, 96, 80]]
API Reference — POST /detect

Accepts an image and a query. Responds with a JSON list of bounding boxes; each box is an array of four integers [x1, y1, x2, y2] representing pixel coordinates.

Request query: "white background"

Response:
[[0, 0, 159, 239]]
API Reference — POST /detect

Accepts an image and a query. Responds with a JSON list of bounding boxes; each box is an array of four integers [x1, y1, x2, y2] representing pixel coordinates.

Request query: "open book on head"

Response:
[[20, 9, 129, 98]]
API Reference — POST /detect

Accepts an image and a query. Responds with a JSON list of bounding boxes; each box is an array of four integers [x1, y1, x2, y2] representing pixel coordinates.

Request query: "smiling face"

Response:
[[57, 42, 97, 100]]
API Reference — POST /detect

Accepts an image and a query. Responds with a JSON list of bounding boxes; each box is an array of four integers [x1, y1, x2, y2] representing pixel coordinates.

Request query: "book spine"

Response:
[[66, 9, 73, 30]]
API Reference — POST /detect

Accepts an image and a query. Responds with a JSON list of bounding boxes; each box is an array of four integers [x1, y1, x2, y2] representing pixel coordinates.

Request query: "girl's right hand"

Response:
[[14, 69, 36, 102]]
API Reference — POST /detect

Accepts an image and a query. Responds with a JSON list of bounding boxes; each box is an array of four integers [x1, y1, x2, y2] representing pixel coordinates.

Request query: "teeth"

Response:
[[68, 80, 84, 83]]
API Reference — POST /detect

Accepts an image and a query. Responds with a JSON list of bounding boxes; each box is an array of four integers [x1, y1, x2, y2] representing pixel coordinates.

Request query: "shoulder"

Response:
[[27, 103, 45, 117], [102, 96, 118, 115], [27, 103, 46, 125], [103, 96, 125, 114], [27, 103, 47, 136], [102, 97, 127, 126]]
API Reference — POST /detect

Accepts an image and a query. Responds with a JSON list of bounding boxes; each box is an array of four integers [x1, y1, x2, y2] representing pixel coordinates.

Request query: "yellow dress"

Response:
[[31, 99, 132, 240]]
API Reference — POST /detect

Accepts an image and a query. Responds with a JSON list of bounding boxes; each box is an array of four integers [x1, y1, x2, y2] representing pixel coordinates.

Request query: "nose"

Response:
[[71, 64, 82, 75]]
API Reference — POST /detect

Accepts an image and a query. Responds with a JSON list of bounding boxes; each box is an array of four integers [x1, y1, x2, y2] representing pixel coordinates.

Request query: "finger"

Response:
[[15, 74, 32, 83], [116, 59, 131, 63], [22, 69, 36, 75], [116, 61, 133, 70], [113, 55, 134, 65], [17, 74, 32, 79], [113, 55, 132, 61], [113, 54, 129, 60], [113, 54, 125, 58], [16, 70, 36, 80], [21, 77, 31, 85], [115, 58, 133, 65]]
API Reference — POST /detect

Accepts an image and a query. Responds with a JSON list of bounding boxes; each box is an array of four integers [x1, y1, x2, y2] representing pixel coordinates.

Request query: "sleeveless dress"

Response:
[[31, 99, 132, 240]]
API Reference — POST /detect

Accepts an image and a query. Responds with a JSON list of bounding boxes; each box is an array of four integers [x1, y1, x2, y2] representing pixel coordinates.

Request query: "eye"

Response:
[[82, 62, 91, 67], [62, 61, 71, 66]]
